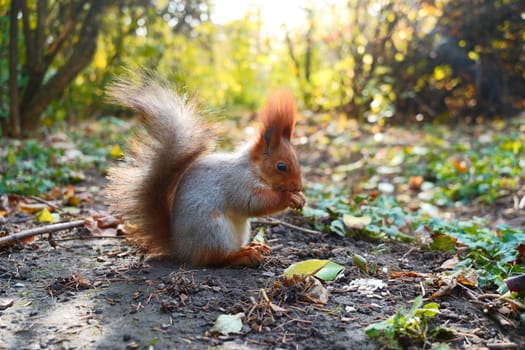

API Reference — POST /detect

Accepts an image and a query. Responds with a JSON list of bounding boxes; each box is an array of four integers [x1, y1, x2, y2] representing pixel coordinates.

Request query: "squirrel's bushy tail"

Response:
[[106, 76, 213, 256]]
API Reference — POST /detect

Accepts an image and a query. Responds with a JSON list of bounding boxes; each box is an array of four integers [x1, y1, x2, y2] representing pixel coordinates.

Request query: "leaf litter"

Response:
[[0, 115, 524, 349]]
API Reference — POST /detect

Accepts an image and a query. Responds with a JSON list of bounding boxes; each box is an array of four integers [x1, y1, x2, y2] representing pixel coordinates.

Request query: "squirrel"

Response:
[[105, 76, 306, 267]]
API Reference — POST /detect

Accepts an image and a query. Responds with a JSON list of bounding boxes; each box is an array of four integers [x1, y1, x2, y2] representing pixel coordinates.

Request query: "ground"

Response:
[[1, 120, 524, 349]]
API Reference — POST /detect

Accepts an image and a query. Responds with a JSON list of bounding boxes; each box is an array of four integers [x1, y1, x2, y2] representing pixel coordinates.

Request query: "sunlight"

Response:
[[210, 0, 345, 38]]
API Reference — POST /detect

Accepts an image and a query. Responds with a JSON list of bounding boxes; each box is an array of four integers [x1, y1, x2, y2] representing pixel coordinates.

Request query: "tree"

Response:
[[3, 0, 209, 137], [6, 1, 110, 137]]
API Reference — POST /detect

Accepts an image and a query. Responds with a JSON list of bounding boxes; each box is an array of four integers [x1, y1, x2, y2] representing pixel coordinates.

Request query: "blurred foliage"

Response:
[[0, 117, 126, 195], [300, 114, 524, 208], [1, 0, 523, 135]]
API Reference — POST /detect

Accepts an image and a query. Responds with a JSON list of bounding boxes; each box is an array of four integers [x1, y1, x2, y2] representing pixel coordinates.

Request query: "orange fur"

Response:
[[259, 89, 297, 141], [251, 89, 302, 194], [197, 243, 271, 267]]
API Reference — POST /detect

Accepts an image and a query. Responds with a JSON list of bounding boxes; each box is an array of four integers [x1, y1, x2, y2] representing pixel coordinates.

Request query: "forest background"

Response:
[[1, 0, 523, 137]]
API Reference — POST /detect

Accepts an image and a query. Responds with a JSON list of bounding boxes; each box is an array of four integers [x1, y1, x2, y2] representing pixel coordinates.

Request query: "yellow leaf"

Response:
[[7, 149, 16, 166], [36, 208, 56, 223], [282, 259, 330, 278], [110, 144, 124, 159]]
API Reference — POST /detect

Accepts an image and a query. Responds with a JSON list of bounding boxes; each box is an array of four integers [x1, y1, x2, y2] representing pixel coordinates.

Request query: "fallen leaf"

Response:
[[439, 255, 460, 270], [19, 203, 49, 214], [96, 214, 122, 228], [390, 271, 431, 279], [314, 261, 345, 281], [408, 176, 424, 190], [430, 269, 477, 297], [36, 208, 56, 223], [457, 270, 478, 287], [283, 259, 330, 278], [453, 160, 468, 173], [110, 144, 124, 159], [84, 213, 123, 236], [431, 233, 457, 252], [211, 313, 244, 335], [280, 275, 329, 304], [64, 185, 80, 206], [343, 215, 371, 230]]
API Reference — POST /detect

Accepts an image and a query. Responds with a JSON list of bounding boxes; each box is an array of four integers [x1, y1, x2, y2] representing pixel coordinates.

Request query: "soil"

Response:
[[2, 207, 524, 349], [1, 123, 525, 350]]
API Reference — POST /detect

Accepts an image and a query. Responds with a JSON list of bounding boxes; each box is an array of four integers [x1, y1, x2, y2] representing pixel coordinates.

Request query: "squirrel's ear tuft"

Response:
[[259, 89, 296, 141]]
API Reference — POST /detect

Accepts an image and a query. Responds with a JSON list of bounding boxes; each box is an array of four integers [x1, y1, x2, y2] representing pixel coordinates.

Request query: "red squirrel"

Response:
[[105, 76, 306, 267]]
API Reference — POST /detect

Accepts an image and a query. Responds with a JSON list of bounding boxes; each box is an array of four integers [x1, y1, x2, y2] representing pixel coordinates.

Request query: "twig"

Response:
[[401, 247, 415, 260], [253, 218, 323, 235], [460, 285, 518, 328], [55, 235, 124, 242], [29, 195, 62, 212], [486, 342, 519, 350], [0, 220, 85, 246]]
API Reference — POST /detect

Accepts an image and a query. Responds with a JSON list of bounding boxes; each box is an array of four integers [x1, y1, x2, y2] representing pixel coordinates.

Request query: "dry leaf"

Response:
[[19, 203, 49, 214], [439, 255, 460, 270], [390, 271, 431, 279], [408, 176, 424, 190]]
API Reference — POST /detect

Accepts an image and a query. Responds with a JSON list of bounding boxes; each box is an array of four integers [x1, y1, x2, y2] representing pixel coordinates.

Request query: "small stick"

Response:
[[0, 220, 85, 246], [486, 342, 519, 350], [29, 195, 62, 212], [253, 218, 323, 235]]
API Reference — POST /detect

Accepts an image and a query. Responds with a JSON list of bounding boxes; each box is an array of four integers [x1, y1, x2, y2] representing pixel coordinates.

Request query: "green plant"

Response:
[[424, 218, 525, 292], [365, 296, 451, 349], [303, 192, 418, 242]]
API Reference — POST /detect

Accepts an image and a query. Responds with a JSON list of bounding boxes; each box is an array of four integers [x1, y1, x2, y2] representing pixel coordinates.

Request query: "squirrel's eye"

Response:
[[276, 162, 287, 172]]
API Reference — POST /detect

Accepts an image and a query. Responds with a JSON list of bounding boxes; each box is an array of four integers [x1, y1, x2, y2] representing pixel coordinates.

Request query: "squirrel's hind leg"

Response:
[[195, 242, 271, 267], [188, 214, 270, 267], [217, 242, 271, 267]]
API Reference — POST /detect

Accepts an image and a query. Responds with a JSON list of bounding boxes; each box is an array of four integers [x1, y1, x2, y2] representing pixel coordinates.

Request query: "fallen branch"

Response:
[[0, 220, 85, 246], [252, 218, 323, 235]]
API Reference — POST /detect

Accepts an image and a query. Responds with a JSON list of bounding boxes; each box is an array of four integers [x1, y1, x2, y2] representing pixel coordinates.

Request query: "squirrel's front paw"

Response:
[[289, 191, 306, 209]]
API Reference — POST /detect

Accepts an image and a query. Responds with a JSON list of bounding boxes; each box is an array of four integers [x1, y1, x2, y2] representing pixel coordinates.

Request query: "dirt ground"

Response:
[[1, 202, 524, 349], [1, 123, 525, 350]]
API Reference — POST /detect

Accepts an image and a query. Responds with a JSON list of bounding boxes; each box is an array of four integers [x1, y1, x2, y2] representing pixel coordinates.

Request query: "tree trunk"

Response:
[[8, 0, 21, 137], [19, 1, 108, 134]]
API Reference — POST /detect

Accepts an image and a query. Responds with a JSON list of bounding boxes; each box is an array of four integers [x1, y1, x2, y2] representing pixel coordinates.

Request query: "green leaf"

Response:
[[431, 233, 457, 252], [417, 302, 440, 317], [405, 296, 423, 320], [352, 254, 369, 274], [314, 261, 345, 281], [7, 149, 16, 166]]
